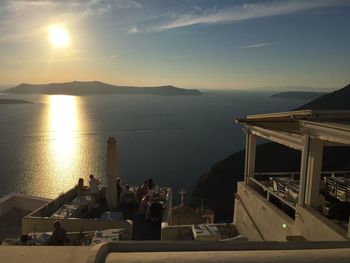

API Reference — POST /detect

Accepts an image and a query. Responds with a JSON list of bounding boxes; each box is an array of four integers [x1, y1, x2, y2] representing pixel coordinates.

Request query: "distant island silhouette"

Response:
[[0, 98, 32, 104], [271, 91, 328, 100], [4, 81, 202, 96]]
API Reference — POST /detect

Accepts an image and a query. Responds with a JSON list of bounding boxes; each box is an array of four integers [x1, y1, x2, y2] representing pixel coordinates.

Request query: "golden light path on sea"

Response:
[[48, 95, 81, 194]]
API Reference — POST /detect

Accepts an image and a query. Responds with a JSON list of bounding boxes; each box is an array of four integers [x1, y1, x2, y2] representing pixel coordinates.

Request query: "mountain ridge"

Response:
[[4, 81, 202, 96]]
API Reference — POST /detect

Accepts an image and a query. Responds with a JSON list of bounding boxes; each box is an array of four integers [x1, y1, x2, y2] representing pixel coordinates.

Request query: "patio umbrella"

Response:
[[106, 137, 118, 210]]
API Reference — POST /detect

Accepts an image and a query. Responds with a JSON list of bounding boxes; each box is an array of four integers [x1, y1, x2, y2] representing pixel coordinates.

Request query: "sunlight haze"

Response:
[[0, 0, 350, 90]]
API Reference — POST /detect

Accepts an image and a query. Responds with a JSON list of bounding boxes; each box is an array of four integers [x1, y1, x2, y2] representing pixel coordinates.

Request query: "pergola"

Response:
[[236, 109, 350, 209]]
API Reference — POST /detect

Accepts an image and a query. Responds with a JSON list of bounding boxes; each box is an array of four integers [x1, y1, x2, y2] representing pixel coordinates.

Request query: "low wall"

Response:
[[295, 205, 347, 241], [28, 188, 76, 217], [0, 194, 15, 216], [22, 217, 133, 239], [234, 182, 349, 241], [234, 182, 295, 241], [0, 193, 50, 216], [161, 225, 193, 240]]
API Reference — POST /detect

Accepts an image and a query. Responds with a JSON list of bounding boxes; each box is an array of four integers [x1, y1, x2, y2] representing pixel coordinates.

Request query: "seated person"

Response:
[[51, 221, 67, 246], [120, 184, 137, 208], [76, 178, 86, 196]]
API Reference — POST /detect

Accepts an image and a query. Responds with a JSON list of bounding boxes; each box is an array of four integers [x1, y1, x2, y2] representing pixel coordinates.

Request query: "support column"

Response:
[[304, 138, 324, 208], [244, 132, 257, 184], [298, 135, 310, 206]]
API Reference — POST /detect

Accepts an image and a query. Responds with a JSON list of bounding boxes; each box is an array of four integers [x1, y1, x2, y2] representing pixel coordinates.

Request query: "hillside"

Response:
[[0, 98, 32, 104], [298, 84, 350, 110], [190, 83, 350, 222], [4, 81, 202, 96], [271, 91, 327, 100]]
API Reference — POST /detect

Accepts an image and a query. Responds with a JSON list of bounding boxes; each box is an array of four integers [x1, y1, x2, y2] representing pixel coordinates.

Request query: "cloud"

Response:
[[128, 26, 140, 34], [244, 42, 280, 48], [134, 0, 349, 33]]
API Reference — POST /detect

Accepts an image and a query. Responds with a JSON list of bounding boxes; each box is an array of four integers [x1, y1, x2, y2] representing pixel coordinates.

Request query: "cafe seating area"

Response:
[[19, 183, 172, 244], [321, 174, 350, 203], [252, 171, 350, 231]]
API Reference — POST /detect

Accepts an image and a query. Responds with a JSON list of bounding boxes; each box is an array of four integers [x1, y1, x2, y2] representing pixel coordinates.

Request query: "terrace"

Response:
[[21, 185, 172, 243], [234, 110, 350, 241]]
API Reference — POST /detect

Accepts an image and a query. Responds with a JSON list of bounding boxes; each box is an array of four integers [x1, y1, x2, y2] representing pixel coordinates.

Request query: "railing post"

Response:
[[305, 138, 324, 208], [298, 135, 309, 206], [244, 131, 256, 184]]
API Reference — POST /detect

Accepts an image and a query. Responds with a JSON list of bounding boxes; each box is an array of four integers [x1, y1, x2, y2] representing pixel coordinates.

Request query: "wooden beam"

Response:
[[248, 125, 303, 151]]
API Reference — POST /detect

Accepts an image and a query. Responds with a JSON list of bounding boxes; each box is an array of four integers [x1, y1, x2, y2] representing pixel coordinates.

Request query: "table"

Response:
[[51, 204, 82, 219], [72, 195, 95, 212], [99, 211, 123, 221], [192, 224, 221, 241], [91, 229, 121, 245], [27, 232, 52, 245]]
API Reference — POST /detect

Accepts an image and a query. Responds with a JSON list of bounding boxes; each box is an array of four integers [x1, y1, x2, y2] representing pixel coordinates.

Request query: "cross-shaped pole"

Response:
[[179, 188, 186, 206]]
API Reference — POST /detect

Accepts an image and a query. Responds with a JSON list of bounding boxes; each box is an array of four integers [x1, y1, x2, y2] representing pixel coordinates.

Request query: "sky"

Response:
[[0, 0, 350, 90]]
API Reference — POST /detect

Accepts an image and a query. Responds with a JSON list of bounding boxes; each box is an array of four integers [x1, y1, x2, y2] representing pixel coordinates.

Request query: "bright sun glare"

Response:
[[49, 25, 69, 48]]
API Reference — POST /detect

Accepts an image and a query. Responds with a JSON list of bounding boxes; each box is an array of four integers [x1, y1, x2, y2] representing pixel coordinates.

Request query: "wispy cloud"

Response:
[[244, 42, 280, 48], [133, 0, 349, 33]]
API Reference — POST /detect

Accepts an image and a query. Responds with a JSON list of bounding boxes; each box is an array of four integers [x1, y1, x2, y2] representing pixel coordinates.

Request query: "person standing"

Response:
[[148, 196, 163, 240], [137, 180, 149, 202], [89, 174, 101, 194], [116, 177, 122, 205]]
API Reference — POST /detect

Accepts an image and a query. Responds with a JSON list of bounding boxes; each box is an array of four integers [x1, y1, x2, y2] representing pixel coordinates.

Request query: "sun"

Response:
[[49, 25, 69, 48]]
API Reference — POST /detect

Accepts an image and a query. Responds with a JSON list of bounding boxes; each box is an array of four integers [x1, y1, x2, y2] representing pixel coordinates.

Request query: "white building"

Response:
[[234, 110, 350, 241]]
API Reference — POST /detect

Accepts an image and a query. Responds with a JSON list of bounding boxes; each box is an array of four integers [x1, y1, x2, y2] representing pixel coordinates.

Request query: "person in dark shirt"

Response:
[[148, 196, 163, 240], [149, 197, 163, 222], [116, 177, 122, 205], [51, 221, 67, 245], [148, 178, 155, 191]]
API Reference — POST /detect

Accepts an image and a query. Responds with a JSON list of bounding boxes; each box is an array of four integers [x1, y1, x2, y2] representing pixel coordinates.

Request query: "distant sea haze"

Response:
[[0, 91, 307, 202]]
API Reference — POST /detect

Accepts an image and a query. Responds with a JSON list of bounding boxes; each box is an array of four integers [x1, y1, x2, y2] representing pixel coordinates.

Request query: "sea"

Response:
[[0, 91, 308, 202]]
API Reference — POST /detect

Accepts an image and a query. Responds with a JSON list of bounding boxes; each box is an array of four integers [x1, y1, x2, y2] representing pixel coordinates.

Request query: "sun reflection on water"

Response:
[[48, 95, 81, 193]]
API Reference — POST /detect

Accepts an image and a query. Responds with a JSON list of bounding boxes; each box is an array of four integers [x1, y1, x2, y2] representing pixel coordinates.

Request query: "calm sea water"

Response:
[[0, 91, 307, 201]]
